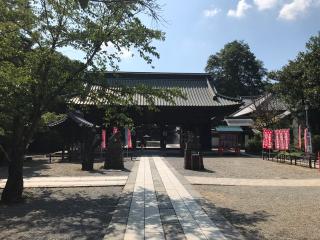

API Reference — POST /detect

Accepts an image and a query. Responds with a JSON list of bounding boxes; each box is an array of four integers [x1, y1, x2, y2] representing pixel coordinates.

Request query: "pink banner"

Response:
[[262, 129, 273, 149], [275, 129, 290, 151], [279, 130, 284, 150], [101, 129, 106, 149], [127, 129, 132, 149], [275, 130, 280, 150], [298, 125, 302, 150], [283, 129, 290, 150], [304, 128, 308, 152]]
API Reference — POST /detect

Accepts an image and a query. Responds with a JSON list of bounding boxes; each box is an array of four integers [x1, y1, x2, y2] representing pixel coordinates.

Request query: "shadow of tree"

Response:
[[0, 157, 134, 179], [0, 187, 121, 240], [0, 159, 52, 179], [198, 197, 272, 240]]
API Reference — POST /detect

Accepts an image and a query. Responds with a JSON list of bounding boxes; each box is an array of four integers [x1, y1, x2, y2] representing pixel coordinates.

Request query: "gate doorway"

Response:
[[134, 124, 181, 150]]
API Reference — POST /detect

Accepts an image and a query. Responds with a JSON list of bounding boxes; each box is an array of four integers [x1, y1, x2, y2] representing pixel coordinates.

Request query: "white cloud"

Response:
[[101, 42, 132, 60], [227, 0, 252, 18], [279, 0, 313, 20], [203, 7, 221, 17], [254, 0, 278, 10]]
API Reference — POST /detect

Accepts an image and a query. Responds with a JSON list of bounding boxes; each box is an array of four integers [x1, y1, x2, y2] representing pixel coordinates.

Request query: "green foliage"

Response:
[[246, 134, 262, 154], [270, 32, 320, 110], [0, 0, 178, 153], [312, 134, 320, 152], [0, 0, 183, 202], [104, 107, 134, 129], [205, 40, 267, 97]]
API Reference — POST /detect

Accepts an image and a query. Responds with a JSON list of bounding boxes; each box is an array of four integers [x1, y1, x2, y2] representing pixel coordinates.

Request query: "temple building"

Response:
[[72, 72, 242, 150]]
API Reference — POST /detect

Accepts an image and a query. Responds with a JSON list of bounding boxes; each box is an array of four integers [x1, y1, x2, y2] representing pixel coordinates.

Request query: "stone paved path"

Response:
[[186, 176, 320, 187], [104, 156, 243, 240], [0, 176, 127, 188]]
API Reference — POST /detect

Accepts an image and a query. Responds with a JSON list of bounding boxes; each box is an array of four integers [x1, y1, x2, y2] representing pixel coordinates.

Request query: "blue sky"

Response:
[[63, 0, 320, 73]]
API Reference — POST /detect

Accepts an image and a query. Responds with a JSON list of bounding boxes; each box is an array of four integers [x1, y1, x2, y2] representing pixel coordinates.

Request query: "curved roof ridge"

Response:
[[216, 93, 243, 102]]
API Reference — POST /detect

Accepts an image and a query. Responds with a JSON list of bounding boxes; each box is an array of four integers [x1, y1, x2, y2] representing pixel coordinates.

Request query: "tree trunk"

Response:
[[1, 150, 24, 203], [1, 114, 40, 204]]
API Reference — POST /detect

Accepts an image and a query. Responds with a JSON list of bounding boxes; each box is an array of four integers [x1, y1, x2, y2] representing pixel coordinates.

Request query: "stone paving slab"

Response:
[[186, 176, 320, 187], [0, 176, 127, 188], [164, 160, 245, 240], [124, 157, 165, 240], [0, 176, 127, 182], [104, 156, 246, 240], [103, 161, 139, 240], [154, 156, 228, 240], [149, 158, 186, 240]]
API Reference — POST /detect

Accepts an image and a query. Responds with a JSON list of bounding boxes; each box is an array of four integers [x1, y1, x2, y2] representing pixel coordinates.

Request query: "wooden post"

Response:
[[62, 145, 65, 162]]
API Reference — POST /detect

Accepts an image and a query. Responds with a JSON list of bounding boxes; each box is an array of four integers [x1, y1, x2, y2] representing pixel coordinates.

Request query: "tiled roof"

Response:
[[48, 112, 95, 128], [72, 72, 242, 107], [231, 93, 288, 117]]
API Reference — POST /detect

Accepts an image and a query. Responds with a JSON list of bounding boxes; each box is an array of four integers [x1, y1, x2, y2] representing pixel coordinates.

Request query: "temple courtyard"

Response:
[[1, 155, 320, 240]]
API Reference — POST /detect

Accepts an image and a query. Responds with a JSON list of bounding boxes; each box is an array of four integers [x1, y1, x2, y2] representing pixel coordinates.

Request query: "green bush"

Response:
[[246, 135, 262, 154], [312, 134, 320, 152]]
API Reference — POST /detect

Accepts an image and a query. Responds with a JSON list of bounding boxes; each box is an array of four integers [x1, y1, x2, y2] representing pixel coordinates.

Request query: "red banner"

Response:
[[127, 129, 132, 149], [298, 125, 302, 150], [262, 129, 273, 149], [283, 129, 290, 150], [101, 129, 106, 149], [275, 129, 290, 151], [304, 128, 308, 152], [275, 130, 280, 150]]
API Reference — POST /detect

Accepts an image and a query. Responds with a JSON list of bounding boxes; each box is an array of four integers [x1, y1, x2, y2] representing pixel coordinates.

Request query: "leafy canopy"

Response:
[[0, 0, 181, 153], [205, 40, 267, 97], [270, 32, 320, 111]]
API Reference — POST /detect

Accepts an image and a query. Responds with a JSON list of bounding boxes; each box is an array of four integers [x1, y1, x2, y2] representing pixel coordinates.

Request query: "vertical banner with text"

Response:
[[283, 129, 290, 151], [298, 125, 302, 150], [126, 128, 132, 149], [101, 129, 106, 149], [262, 129, 273, 150]]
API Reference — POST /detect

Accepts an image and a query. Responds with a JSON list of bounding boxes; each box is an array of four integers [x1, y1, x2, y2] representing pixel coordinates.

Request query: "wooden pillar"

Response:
[[160, 125, 167, 150], [62, 145, 65, 162]]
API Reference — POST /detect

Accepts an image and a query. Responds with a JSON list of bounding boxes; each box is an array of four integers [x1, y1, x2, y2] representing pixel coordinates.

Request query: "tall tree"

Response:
[[270, 32, 320, 111], [205, 40, 267, 97], [0, 0, 180, 203]]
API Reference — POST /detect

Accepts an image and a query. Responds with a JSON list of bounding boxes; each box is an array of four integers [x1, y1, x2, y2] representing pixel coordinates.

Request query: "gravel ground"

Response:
[[0, 156, 134, 179], [198, 185, 320, 240], [0, 187, 122, 240], [167, 156, 320, 179]]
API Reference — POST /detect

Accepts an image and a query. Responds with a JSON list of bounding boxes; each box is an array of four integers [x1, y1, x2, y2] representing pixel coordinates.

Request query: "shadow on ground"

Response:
[[0, 159, 51, 179], [199, 197, 272, 240], [0, 187, 122, 240], [0, 157, 133, 179]]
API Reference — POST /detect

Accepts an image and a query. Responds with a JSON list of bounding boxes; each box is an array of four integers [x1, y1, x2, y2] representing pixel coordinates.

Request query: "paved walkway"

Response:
[[0, 176, 127, 188], [186, 176, 320, 187], [104, 156, 243, 240]]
